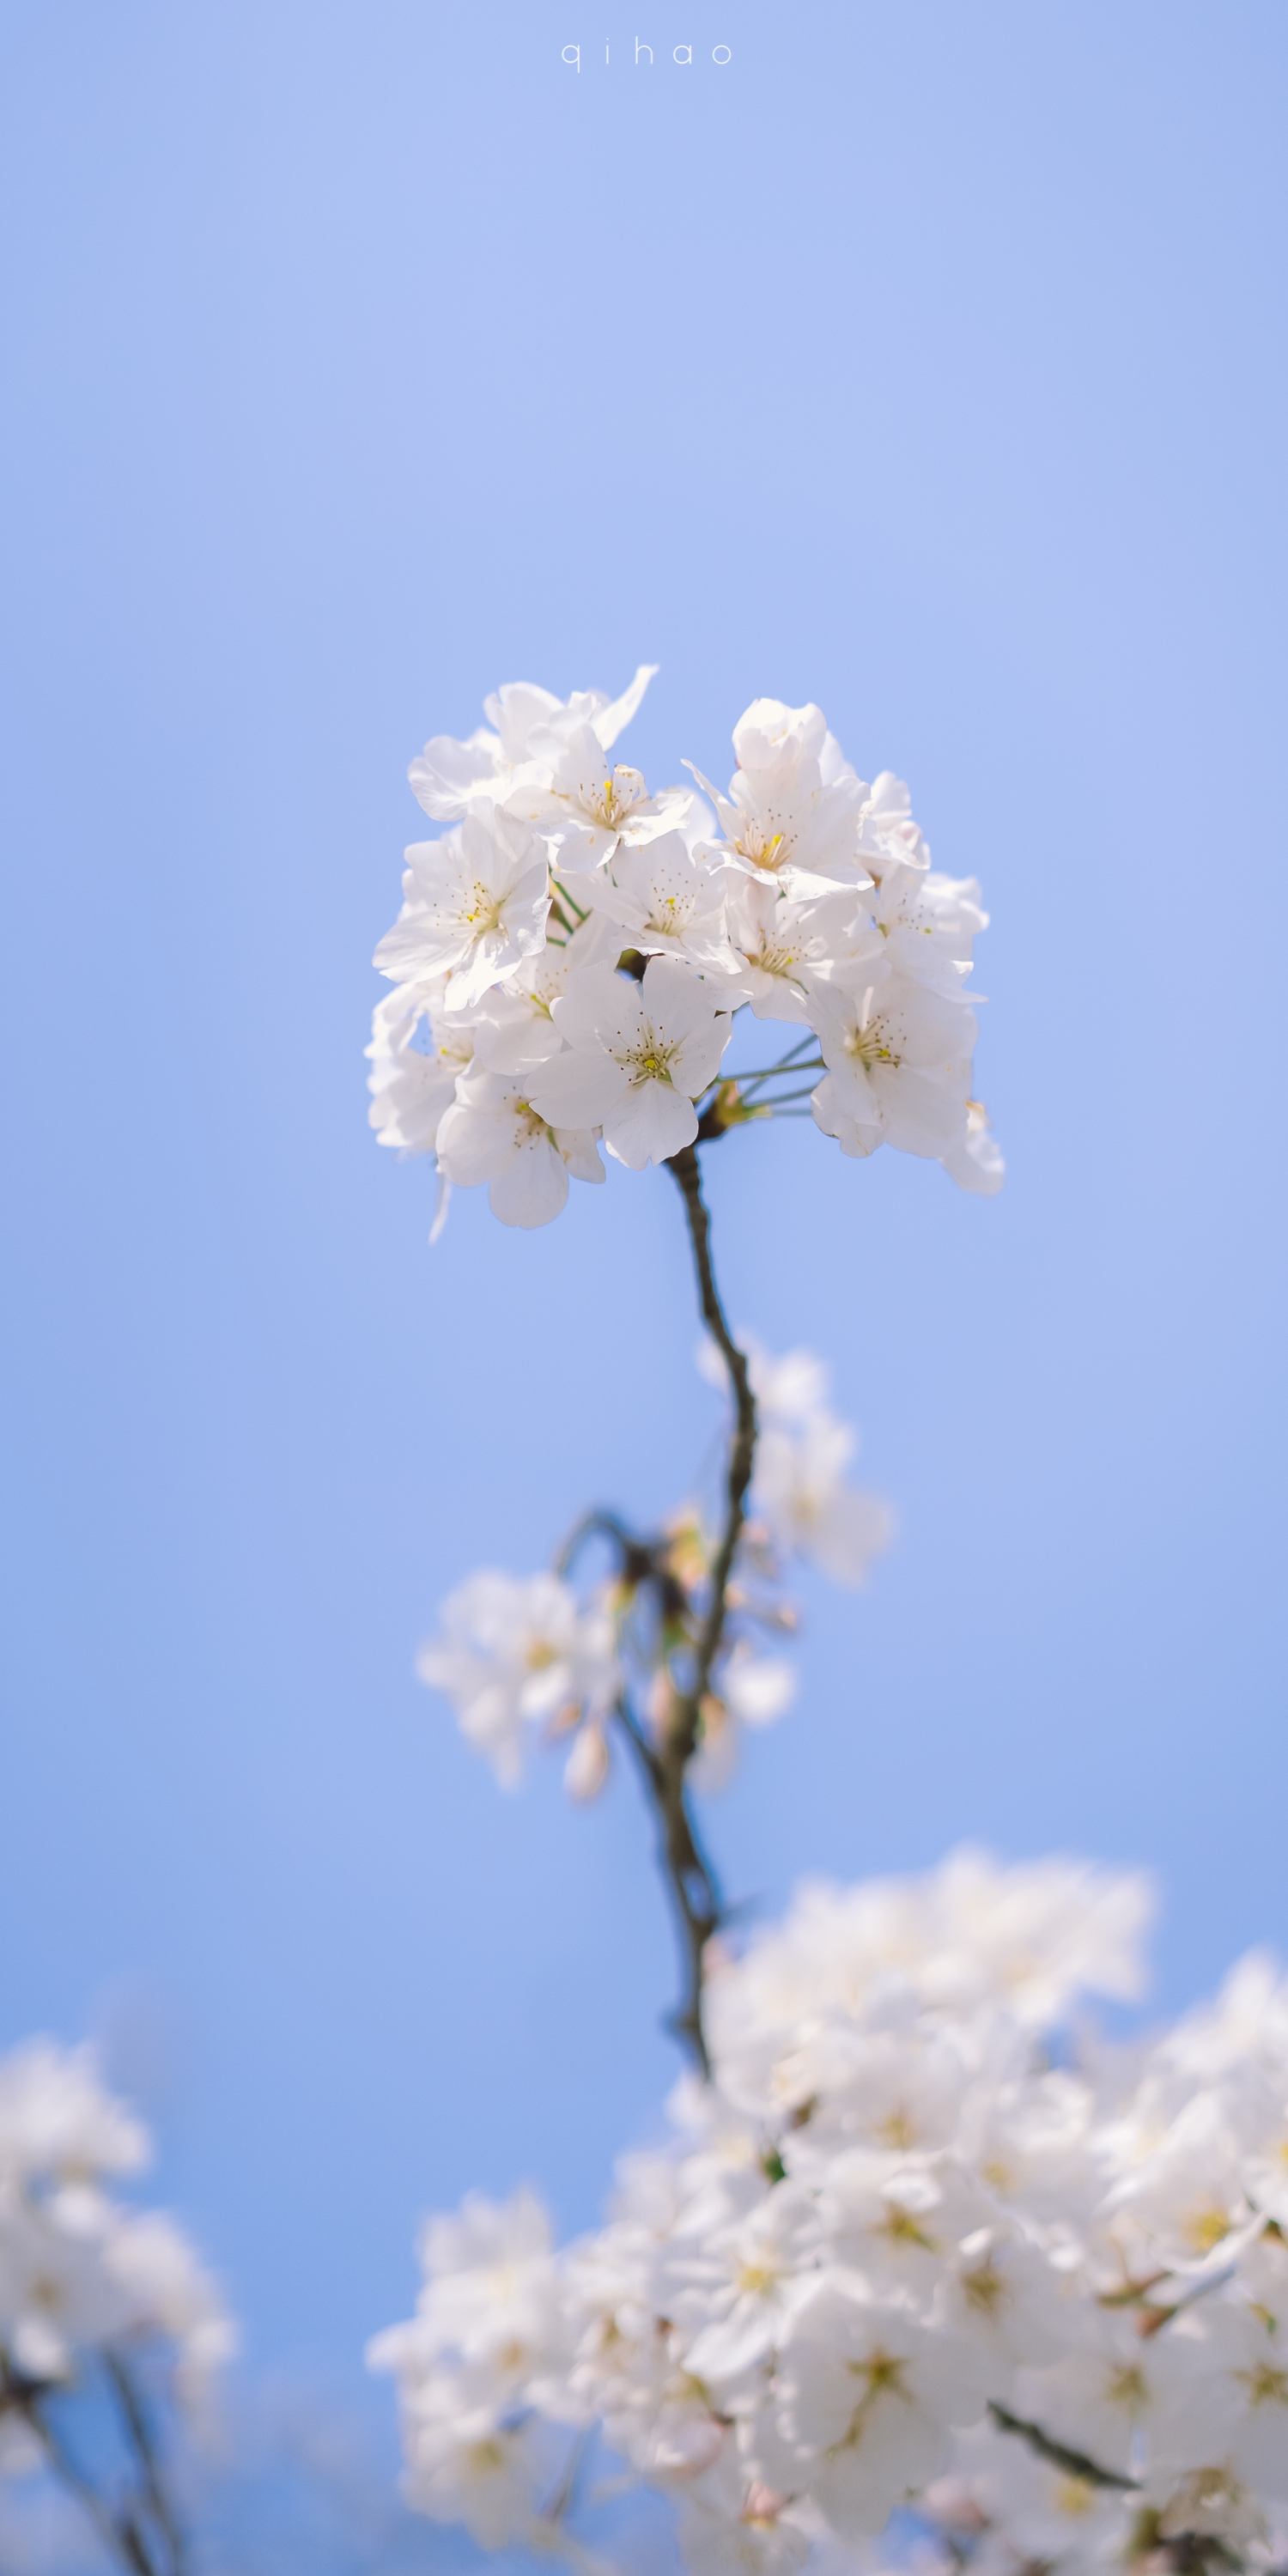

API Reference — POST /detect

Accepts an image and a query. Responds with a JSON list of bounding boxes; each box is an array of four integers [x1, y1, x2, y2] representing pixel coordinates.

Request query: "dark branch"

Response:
[[549, 1145, 759, 2075], [106, 2353, 186, 2576], [610, 1695, 725, 2078], [663, 1145, 758, 1767], [555, 1507, 652, 1584], [988, 2399, 1139, 2494], [640, 1139, 758, 2073], [3, 2366, 162, 2576]]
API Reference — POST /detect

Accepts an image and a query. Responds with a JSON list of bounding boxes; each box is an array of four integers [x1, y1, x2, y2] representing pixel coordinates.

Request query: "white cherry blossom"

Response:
[[864, 863, 987, 995], [689, 699, 871, 898], [939, 1101, 1005, 1196], [0, 2039, 233, 2413], [466, 907, 620, 1078], [434, 1064, 604, 1229], [810, 971, 976, 1163], [775, 2285, 985, 2533], [753, 1412, 895, 1587], [530, 957, 732, 1170], [724, 881, 877, 1023], [417, 1571, 617, 1784], [373, 671, 1005, 1224], [574, 829, 741, 978], [373, 1852, 1288, 2575], [408, 664, 657, 819], [366, 981, 474, 1156], [374, 805, 550, 1011]]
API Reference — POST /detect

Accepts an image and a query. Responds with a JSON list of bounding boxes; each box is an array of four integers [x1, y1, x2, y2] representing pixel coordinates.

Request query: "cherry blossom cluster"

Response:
[[418, 1338, 892, 1794], [370, 1852, 1288, 2576], [0, 2041, 233, 2532], [368, 669, 1004, 1229]]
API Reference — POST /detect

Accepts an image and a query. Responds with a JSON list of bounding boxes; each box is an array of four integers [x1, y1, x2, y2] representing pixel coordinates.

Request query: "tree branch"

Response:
[[663, 1144, 758, 1766], [3, 2366, 161, 2576], [633, 1139, 758, 2073], [987, 2399, 1139, 2493], [610, 1695, 725, 2077], [106, 2352, 186, 2576]]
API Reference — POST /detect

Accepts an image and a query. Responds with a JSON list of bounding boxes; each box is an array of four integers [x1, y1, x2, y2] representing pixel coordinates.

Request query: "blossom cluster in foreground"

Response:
[[371, 1851, 1288, 2576], [368, 670, 1003, 1228], [418, 1338, 893, 1790], [0, 2039, 233, 2478]]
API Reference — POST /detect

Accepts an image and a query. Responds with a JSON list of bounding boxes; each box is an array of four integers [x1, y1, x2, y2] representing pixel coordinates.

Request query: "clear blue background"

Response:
[[2, 0, 1285, 2439]]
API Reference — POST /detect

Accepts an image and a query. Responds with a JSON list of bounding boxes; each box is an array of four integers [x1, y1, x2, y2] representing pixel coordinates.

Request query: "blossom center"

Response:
[[1105, 2364, 1148, 2415], [845, 1009, 897, 1071], [626, 1035, 678, 1085], [461, 881, 503, 931], [876, 2202, 938, 2252], [831, 2348, 911, 2453], [1239, 2363, 1288, 2410], [963, 2262, 1005, 2316], [738, 828, 787, 872], [1184, 2204, 1231, 2254]]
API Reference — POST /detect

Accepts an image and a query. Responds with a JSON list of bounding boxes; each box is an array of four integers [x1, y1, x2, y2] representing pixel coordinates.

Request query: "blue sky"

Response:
[[1, 0, 1285, 2425]]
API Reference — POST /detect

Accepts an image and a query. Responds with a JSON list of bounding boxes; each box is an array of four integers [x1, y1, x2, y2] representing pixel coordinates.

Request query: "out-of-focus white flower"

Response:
[[387, 2360, 558, 2547], [531, 957, 732, 1170], [0, 2043, 148, 2183], [925, 2416, 1133, 2576], [754, 1415, 894, 1588], [720, 1649, 798, 1732], [686, 1649, 800, 1793], [106, 2210, 237, 2407], [662, 2185, 819, 2385], [775, 2285, 985, 2533], [675, 2456, 811, 2576], [417, 1573, 617, 1785], [698, 1334, 832, 1431], [374, 806, 550, 1012], [0, 2039, 233, 2415], [564, 1717, 611, 1802], [374, 1856, 1288, 2567], [409, 2189, 568, 2378]]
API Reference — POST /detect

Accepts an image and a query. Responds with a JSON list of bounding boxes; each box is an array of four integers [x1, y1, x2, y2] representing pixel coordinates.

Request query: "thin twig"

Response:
[[610, 1694, 726, 2077], [106, 2352, 186, 2576], [646, 1139, 759, 2071], [735, 1034, 818, 1081], [723, 1057, 824, 1090], [550, 877, 589, 924], [9, 2373, 160, 2576], [737, 1083, 821, 1110], [556, 1507, 647, 1582], [988, 2399, 1139, 2493]]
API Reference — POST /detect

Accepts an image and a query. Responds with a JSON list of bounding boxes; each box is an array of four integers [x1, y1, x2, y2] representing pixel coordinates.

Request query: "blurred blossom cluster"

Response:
[[368, 669, 1003, 1229], [371, 1852, 1288, 2576], [418, 1336, 893, 1795], [0, 2043, 232, 2418], [0, 2038, 233, 2549]]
